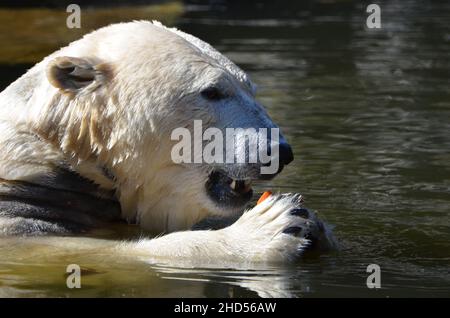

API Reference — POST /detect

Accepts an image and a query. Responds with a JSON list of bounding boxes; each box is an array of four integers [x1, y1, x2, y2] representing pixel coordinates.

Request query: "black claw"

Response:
[[290, 208, 309, 218], [283, 226, 303, 236]]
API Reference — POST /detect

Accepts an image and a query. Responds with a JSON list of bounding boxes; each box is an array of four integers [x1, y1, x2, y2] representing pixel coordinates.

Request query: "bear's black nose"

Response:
[[258, 141, 295, 180], [279, 142, 294, 166]]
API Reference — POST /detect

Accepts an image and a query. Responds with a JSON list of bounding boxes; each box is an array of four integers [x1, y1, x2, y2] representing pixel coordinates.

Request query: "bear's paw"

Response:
[[223, 193, 334, 263]]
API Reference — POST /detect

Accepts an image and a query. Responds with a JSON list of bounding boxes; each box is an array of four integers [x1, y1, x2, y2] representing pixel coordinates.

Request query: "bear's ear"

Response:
[[46, 56, 103, 92]]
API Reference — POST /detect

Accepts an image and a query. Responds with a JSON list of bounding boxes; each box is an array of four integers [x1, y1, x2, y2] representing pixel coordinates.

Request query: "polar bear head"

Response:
[[32, 21, 293, 233]]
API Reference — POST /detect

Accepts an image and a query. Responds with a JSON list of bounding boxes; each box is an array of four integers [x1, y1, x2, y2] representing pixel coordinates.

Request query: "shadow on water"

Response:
[[0, 0, 449, 297]]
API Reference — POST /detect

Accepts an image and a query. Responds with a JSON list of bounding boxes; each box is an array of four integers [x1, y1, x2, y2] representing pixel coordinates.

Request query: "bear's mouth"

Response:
[[205, 170, 253, 208]]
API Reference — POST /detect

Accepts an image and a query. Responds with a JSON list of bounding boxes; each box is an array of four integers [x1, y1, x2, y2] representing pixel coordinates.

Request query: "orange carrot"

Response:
[[257, 191, 272, 205]]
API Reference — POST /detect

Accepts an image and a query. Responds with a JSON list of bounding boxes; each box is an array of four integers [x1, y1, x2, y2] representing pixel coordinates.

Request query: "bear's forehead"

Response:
[[150, 21, 254, 91]]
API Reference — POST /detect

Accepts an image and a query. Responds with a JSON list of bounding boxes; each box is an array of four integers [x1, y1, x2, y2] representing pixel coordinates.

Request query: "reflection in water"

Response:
[[151, 266, 301, 298], [0, 0, 449, 297]]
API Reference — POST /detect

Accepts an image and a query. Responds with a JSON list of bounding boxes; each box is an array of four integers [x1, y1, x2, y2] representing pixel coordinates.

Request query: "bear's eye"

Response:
[[201, 87, 225, 101]]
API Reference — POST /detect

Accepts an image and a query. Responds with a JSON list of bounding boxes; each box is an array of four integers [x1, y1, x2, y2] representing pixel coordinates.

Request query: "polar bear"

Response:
[[0, 21, 332, 265]]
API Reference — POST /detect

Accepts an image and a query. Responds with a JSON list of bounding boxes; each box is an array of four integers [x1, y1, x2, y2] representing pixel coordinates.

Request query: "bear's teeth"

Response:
[[230, 179, 252, 192]]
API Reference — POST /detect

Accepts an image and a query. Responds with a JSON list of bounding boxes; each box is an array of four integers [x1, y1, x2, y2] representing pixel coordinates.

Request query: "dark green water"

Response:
[[0, 0, 449, 297]]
